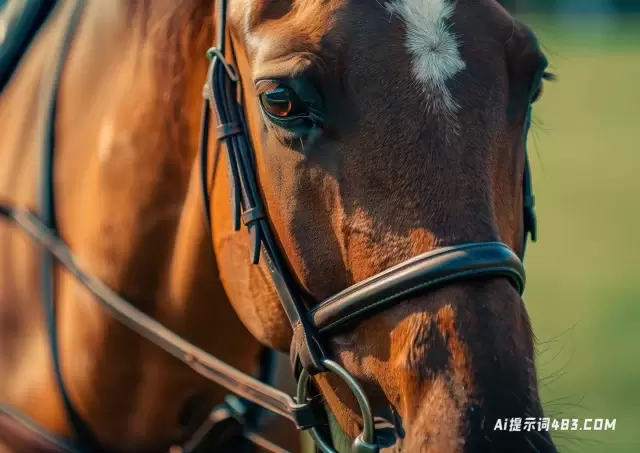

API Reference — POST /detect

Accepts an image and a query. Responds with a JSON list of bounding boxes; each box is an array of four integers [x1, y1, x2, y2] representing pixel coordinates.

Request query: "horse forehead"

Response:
[[233, 0, 467, 109]]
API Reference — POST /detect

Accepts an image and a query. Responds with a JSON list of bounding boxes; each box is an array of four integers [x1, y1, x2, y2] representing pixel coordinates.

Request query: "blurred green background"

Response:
[[510, 5, 639, 453]]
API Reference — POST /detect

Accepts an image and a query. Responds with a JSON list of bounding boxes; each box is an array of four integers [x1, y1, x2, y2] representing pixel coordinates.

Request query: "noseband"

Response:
[[0, 0, 536, 452]]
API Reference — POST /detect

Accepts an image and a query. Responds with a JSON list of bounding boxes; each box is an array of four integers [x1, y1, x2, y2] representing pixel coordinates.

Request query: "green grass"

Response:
[[524, 14, 640, 53], [519, 16, 640, 453]]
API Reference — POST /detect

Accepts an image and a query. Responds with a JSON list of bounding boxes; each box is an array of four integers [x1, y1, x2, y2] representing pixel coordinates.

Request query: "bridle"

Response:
[[0, 0, 537, 452]]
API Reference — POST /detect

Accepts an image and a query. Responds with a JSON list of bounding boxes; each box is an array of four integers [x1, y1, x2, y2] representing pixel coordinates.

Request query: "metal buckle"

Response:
[[296, 359, 378, 453]]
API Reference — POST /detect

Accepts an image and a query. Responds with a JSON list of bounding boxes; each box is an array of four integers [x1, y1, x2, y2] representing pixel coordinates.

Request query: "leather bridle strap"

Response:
[[311, 242, 525, 334], [0, 205, 326, 431], [199, 0, 328, 375]]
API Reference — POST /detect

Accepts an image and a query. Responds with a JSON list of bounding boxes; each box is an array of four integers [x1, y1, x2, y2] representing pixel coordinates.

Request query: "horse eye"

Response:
[[259, 86, 304, 118]]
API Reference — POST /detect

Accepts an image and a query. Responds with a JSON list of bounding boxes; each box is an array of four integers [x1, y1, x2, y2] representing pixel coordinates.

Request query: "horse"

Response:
[[0, 0, 557, 452]]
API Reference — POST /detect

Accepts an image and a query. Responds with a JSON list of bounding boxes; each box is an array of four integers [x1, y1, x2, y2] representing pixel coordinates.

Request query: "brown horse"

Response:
[[0, 0, 557, 453]]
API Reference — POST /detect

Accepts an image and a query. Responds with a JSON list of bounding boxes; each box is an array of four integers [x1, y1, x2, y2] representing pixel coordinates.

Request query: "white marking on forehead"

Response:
[[386, 0, 466, 112]]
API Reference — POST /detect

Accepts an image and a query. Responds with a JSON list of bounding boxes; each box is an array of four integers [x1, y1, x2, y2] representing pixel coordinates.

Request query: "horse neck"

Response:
[[55, 0, 218, 317], [2, 0, 262, 444]]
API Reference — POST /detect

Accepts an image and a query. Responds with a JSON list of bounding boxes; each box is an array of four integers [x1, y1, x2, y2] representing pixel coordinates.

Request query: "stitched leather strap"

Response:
[[200, 40, 328, 375], [310, 242, 525, 334]]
